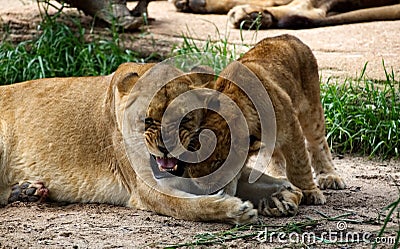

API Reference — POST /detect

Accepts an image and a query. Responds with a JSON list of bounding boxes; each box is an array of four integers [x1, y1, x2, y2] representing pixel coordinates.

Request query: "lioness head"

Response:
[[144, 71, 216, 176], [144, 75, 259, 184], [111, 63, 259, 183]]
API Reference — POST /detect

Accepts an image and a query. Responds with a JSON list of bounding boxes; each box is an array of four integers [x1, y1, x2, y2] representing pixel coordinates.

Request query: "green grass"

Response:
[[373, 188, 400, 249], [0, 4, 148, 85], [321, 62, 400, 159], [171, 28, 246, 74]]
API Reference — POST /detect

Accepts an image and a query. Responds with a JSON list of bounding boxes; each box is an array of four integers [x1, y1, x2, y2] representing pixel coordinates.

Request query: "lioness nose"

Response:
[[157, 145, 169, 155], [160, 133, 175, 150]]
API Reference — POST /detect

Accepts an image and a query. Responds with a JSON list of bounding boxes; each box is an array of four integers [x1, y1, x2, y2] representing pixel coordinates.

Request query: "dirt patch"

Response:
[[0, 1, 399, 248], [0, 156, 399, 248]]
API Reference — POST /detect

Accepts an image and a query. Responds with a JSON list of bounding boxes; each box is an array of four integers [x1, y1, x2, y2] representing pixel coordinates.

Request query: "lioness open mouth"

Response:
[[151, 154, 186, 177], [155, 156, 178, 172]]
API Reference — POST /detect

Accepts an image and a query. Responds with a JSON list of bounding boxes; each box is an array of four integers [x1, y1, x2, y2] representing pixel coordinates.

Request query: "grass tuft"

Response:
[[373, 180, 400, 249], [321, 62, 400, 159], [171, 26, 250, 74], [0, 2, 147, 85]]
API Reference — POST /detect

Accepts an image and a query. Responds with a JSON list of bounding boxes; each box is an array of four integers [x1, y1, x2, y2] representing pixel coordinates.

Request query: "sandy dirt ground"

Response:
[[0, 157, 399, 248], [0, 1, 399, 248]]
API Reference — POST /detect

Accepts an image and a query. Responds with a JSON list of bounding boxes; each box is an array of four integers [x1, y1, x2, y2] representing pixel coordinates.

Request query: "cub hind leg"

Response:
[[298, 104, 346, 190], [293, 38, 345, 190]]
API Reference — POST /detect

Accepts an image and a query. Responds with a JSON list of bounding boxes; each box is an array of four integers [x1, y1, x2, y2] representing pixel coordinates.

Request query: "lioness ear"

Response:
[[205, 94, 220, 111], [116, 72, 139, 97], [112, 62, 155, 97]]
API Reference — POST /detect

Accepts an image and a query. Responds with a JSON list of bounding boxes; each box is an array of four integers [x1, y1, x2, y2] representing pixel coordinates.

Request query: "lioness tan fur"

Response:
[[0, 63, 266, 224], [144, 35, 346, 216], [171, 0, 400, 29]]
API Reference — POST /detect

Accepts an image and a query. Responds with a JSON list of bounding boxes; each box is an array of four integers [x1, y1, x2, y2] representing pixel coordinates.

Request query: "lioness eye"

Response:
[[145, 117, 154, 126], [180, 116, 191, 124]]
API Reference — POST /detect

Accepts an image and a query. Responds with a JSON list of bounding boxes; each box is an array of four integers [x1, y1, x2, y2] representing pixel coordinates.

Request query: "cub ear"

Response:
[[190, 65, 215, 75], [205, 93, 220, 111], [189, 65, 216, 87]]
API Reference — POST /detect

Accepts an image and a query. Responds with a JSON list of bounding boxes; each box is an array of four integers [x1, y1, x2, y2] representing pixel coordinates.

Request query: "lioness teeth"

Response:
[[158, 165, 178, 172], [155, 156, 178, 172]]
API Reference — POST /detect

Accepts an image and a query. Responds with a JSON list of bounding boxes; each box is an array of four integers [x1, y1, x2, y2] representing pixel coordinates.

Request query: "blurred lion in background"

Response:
[[171, 0, 400, 29]]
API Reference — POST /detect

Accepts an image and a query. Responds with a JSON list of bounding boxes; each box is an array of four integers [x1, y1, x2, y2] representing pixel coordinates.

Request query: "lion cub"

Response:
[[145, 35, 346, 216]]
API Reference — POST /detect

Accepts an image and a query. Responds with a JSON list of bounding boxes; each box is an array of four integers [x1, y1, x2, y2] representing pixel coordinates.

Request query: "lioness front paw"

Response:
[[302, 188, 326, 205], [8, 181, 49, 203], [228, 5, 273, 29], [259, 183, 303, 217], [317, 173, 346, 190], [224, 196, 258, 225]]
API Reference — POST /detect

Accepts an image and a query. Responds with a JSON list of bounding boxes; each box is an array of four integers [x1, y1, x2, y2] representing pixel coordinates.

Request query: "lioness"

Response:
[[0, 59, 306, 223], [171, 0, 400, 29], [145, 34, 346, 211]]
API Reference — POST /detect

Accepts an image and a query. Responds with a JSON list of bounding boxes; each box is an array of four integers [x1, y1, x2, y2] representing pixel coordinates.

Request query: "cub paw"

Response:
[[225, 197, 258, 225], [259, 183, 303, 217], [8, 181, 49, 203], [173, 0, 207, 13], [228, 5, 273, 29], [317, 173, 346, 190], [302, 188, 326, 205]]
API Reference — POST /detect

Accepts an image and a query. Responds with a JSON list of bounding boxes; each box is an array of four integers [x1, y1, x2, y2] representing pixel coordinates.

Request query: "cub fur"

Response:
[[206, 34, 346, 204]]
